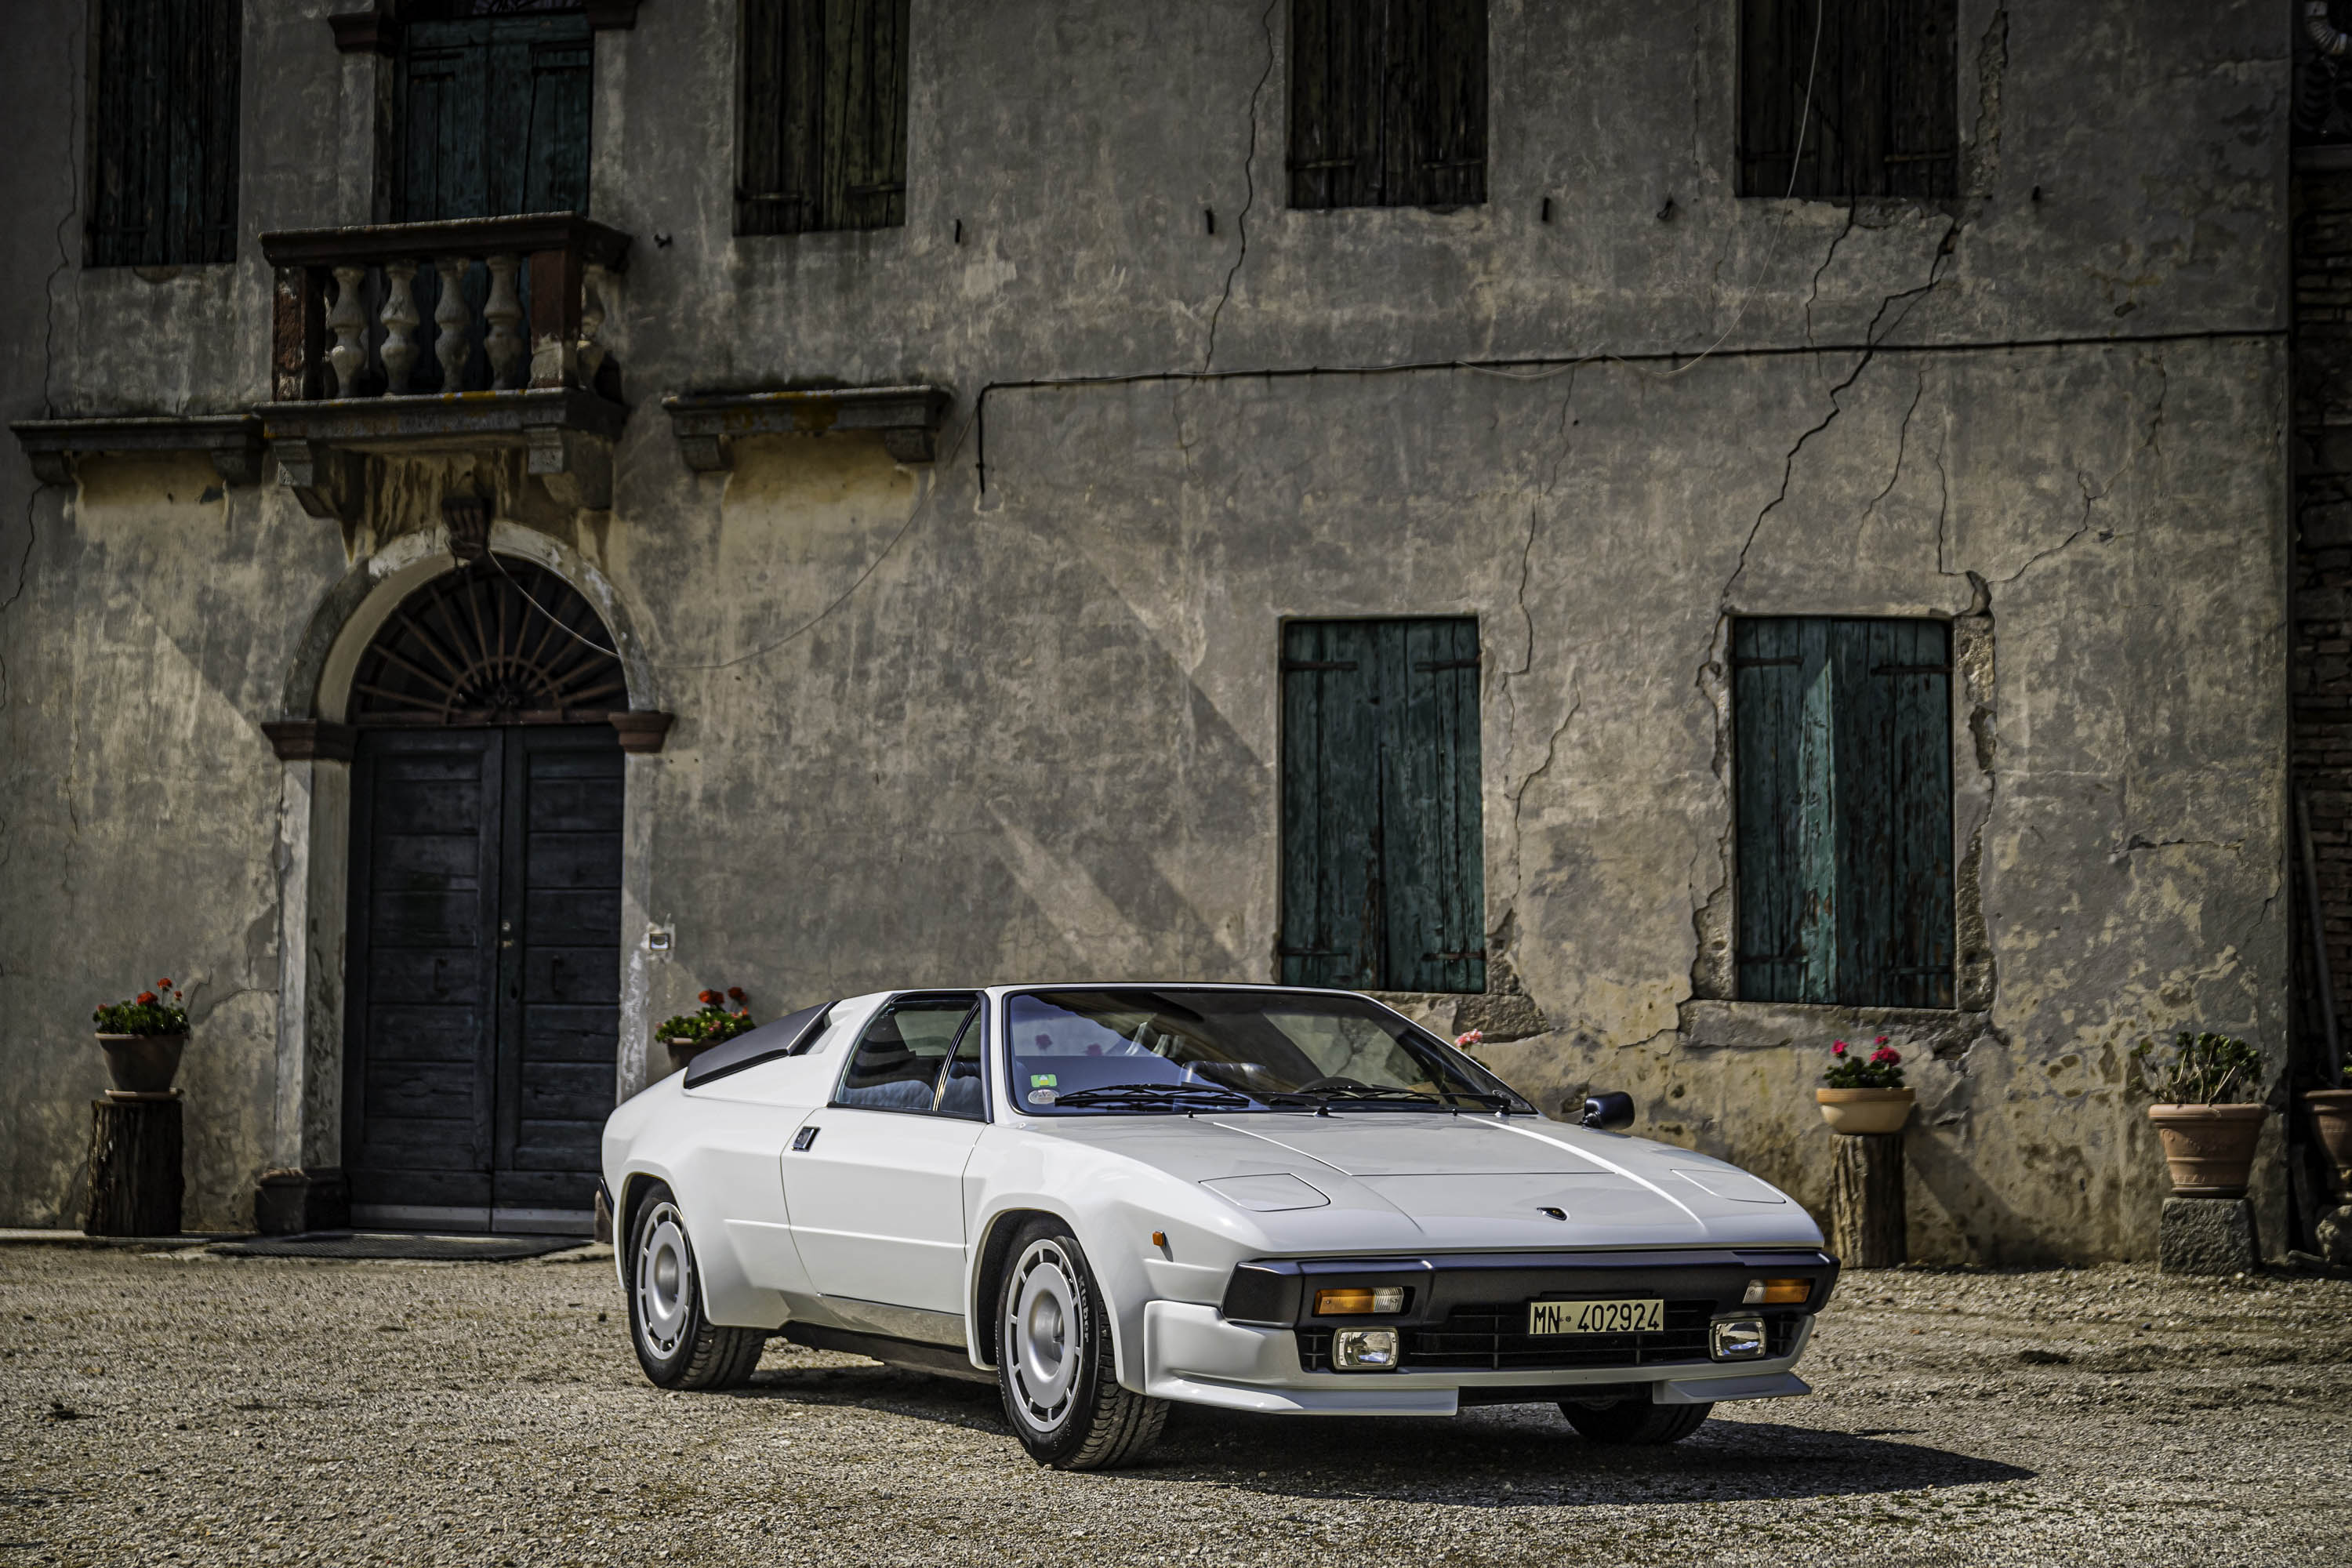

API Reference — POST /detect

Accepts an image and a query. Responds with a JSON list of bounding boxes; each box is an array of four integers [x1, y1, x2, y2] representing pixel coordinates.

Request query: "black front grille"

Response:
[[1296, 1303, 1806, 1373]]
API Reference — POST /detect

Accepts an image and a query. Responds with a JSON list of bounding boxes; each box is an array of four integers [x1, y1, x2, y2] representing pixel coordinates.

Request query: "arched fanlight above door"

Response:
[[351, 557, 626, 725]]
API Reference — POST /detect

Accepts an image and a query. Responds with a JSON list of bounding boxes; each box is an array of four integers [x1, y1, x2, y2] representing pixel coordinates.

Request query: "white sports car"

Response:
[[601, 984, 1838, 1468]]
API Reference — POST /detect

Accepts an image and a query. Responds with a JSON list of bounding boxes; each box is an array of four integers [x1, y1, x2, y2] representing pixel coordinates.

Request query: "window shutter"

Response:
[[1380, 618, 1486, 993], [1281, 621, 1384, 989], [1287, 0, 1381, 209], [517, 29, 593, 215], [1383, 0, 1485, 208], [1835, 619, 1953, 1006], [397, 25, 489, 221], [829, 0, 909, 230], [89, 0, 241, 267]]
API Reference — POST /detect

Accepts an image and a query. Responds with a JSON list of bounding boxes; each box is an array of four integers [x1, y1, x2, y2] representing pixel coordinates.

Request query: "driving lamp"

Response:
[[1315, 1287, 1406, 1316], [1741, 1277, 1811, 1305], [1710, 1318, 1769, 1360], [1331, 1328, 1401, 1370]]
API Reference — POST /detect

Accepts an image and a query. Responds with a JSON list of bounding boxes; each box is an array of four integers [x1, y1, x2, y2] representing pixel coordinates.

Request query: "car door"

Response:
[[782, 993, 988, 1318]]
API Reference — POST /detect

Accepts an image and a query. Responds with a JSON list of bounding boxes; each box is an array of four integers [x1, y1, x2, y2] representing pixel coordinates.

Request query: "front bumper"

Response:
[[1140, 1247, 1837, 1416]]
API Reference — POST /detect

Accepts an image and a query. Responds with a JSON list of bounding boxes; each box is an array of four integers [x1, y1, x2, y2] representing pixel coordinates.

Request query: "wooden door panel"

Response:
[[397, 14, 590, 222], [494, 729, 622, 1217], [347, 730, 503, 1213]]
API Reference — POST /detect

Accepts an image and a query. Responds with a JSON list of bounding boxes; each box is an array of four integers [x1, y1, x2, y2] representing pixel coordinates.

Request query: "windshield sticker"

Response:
[[1029, 1074, 1058, 1087], [1027, 1087, 1058, 1105]]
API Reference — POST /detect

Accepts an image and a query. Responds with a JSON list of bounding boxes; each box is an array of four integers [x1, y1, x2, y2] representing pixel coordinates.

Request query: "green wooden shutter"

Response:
[[1734, 618, 1951, 1006], [830, 0, 909, 230], [1380, 618, 1486, 993], [397, 13, 590, 223], [89, 0, 241, 267], [1282, 621, 1384, 989], [1283, 619, 1483, 993]]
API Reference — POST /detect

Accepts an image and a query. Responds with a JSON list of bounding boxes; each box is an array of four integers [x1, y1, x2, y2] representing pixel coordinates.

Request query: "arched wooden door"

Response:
[[342, 558, 626, 1233]]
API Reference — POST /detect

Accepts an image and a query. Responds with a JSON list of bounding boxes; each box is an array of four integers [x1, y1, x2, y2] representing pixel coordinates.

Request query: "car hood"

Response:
[[1032, 1112, 1824, 1250]]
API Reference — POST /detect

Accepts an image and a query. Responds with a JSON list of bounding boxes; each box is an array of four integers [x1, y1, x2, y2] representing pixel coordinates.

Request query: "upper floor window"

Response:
[[89, 0, 242, 267], [1287, 0, 1486, 211], [738, 0, 910, 235], [1733, 618, 1955, 1008], [394, 2, 592, 221], [1737, 0, 1956, 201], [1279, 619, 1486, 994]]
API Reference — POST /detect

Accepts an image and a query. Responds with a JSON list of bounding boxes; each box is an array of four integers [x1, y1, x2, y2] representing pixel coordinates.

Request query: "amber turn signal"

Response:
[[1314, 1287, 1406, 1316], [1741, 1277, 1811, 1305]]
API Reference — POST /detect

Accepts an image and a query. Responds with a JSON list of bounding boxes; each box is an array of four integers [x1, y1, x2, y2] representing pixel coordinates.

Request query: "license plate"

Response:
[[1528, 1298, 1664, 1335]]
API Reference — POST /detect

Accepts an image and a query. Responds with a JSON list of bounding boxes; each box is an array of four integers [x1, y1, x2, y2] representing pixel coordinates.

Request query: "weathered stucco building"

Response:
[[0, 0, 2324, 1258]]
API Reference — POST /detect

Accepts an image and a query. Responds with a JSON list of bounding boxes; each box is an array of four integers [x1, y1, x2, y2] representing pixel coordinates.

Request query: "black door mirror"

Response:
[[1577, 1091, 1635, 1131]]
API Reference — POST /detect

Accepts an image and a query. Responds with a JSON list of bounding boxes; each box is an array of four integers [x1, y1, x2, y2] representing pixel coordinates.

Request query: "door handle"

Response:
[[791, 1125, 820, 1152]]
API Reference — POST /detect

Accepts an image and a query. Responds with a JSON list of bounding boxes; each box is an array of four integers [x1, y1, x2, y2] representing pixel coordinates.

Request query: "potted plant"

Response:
[[656, 987, 757, 1076], [2135, 1031, 2267, 1198], [2309, 1080, 2352, 1197], [92, 978, 189, 1098], [1816, 1036, 1913, 1134]]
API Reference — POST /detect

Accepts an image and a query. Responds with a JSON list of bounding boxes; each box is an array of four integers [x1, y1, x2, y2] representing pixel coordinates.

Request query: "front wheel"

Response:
[[626, 1181, 765, 1390], [996, 1220, 1167, 1469], [1559, 1397, 1712, 1445]]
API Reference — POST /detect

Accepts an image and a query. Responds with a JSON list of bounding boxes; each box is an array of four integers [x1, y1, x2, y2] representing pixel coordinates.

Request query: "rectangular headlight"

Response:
[[1711, 1318, 1769, 1360], [1742, 1277, 1812, 1305], [1331, 1327, 1400, 1370], [1314, 1286, 1406, 1316]]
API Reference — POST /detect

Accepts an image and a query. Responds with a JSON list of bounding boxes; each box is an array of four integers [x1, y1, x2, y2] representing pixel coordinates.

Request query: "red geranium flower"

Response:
[[158, 978, 173, 989], [1831, 1040, 1847, 1055], [1871, 1046, 1901, 1066], [697, 989, 720, 1006], [1874, 1036, 1888, 1045], [136, 992, 158, 1005], [727, 987, 746, 1002]]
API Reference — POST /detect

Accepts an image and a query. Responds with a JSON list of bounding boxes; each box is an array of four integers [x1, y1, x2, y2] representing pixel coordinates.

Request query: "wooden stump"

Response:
[[85, 1097, 183, 1237], [1830, 1132, 1906, 1268]]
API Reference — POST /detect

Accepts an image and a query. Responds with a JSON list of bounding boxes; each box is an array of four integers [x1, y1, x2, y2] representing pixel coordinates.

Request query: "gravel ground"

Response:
[[2, 1247, 2348, 1567]]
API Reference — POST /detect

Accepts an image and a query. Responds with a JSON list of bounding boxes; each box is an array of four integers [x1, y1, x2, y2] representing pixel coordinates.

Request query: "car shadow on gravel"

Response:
[[728, 1366, 2034, 1504]]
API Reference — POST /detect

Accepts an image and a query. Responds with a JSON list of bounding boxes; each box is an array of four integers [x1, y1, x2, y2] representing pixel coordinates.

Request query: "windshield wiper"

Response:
[[1047, 1082, 1256, 1111], [1265, 1085, 1517, 1112]]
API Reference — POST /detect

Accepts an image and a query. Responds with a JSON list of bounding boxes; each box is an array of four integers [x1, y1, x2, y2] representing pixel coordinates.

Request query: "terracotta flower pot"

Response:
[[2304, 1089, 2352, 1196], [95, 1033, 186, 1096], [662, 1036, 708, 1076], [2147, 1103, 2268, 1197], [1816, 1087, 1915, 1135]]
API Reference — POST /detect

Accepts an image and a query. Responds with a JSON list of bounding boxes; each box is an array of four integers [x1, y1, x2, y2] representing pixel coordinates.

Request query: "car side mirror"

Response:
[[1577, 1091, 1635, 1131]]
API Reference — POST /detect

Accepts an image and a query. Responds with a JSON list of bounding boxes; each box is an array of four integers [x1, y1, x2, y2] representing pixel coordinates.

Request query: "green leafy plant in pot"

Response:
[[1815, 1036, 1914, 1135], [92, 978, 190, 1098], [657, 987, 757, 1075], [2134, 1031, 2267, 1198]]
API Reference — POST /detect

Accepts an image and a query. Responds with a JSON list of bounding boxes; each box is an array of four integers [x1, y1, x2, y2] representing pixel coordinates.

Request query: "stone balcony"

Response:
[[257, 212, 632, 517]]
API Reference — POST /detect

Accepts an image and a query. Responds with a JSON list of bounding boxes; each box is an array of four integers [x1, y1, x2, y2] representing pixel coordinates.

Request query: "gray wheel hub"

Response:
[[636, 1201, 693, 1359], [1004, 1238, 1084, 1432]]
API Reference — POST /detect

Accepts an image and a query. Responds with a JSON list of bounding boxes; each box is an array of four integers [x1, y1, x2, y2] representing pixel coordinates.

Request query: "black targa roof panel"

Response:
[[681, 1000, 838, 1089]]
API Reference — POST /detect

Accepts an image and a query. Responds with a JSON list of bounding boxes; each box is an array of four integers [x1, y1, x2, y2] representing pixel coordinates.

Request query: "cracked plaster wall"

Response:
[[0, 0, 2293, 1250]]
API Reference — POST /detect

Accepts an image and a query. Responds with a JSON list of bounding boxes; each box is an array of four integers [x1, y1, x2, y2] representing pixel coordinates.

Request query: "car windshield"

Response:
[[1003, 988, 1532, 1115]]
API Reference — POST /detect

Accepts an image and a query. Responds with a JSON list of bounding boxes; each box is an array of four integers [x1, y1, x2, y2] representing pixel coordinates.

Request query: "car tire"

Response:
[[995, 1219, 1167, 1470], [627, 1181, 765, 1391], [1558, 1397, 1713, 1445]]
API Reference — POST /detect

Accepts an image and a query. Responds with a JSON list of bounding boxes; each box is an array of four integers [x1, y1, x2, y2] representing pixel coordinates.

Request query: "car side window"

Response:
[[833, 994, 980, 1114], [934, 1004, 988, 1121]]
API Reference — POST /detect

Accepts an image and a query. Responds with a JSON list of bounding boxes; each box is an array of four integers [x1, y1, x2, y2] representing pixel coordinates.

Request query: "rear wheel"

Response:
[[995, 1219, 1167, 1469], [1559, 1398, 1712, 1445], [627, 1181, 765, 1390]]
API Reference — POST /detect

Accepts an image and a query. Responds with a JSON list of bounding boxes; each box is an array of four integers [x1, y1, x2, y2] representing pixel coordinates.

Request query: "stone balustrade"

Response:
[[260, 212, 630, 404]]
